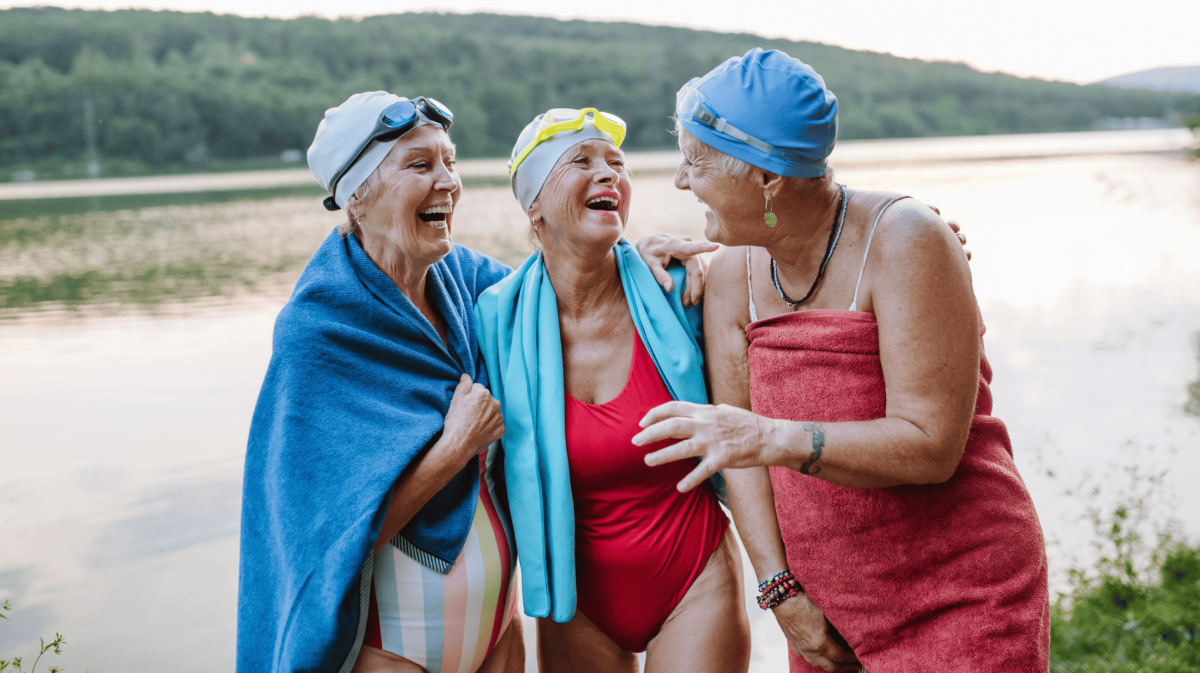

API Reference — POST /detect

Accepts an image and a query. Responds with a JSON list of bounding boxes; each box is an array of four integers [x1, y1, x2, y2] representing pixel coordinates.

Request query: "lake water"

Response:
[[2, 141, 1199, 672]]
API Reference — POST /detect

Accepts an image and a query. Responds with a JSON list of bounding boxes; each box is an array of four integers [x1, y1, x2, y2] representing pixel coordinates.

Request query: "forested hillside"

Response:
[[2, 7, 1195, 178]]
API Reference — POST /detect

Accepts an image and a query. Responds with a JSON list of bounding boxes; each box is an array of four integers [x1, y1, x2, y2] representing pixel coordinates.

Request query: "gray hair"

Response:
[[673, 117, 755, 181], [340, 166, 382, 238], [673, 119, 835, 194]]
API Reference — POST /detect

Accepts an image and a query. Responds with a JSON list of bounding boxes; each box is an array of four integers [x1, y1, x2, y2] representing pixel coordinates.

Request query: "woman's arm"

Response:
[[704, 248, 860, 672], [374, 374, 504, 551], [634, 202, 980, 490]]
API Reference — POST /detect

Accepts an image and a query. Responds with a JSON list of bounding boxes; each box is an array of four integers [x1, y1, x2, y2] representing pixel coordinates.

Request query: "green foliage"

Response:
[[1, 6, 1196, 175], [1050, 459, 1199, 671], [1051, 544, 1200, 671], [0, 602, 65, 673]]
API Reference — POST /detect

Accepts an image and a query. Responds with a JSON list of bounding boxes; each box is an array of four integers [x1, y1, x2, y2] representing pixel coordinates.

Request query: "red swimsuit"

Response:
[[564, 335, 729, 653]]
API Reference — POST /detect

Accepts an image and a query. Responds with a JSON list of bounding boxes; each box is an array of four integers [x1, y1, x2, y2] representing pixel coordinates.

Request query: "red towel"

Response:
[[747, 309, 1049, 672]]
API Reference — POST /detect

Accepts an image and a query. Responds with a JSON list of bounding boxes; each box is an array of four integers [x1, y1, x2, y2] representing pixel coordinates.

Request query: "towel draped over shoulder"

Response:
[[474, 239, 710, 622], [238, 230, 509, 673]]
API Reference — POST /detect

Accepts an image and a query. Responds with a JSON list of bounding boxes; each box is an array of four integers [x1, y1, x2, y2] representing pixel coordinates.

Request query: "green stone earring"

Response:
[[764, 195, 778, 227]]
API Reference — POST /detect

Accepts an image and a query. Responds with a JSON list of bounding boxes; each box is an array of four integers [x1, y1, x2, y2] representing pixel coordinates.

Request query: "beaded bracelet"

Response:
[[756, 570, 803, 610]]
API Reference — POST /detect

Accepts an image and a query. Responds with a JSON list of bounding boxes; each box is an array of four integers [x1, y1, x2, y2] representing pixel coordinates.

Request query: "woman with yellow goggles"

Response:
[[477, 108, 747, 673]]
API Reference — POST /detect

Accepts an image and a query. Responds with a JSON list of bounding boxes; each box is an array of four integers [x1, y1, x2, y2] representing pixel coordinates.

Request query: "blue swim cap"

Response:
[[676, 48, 837, 178]]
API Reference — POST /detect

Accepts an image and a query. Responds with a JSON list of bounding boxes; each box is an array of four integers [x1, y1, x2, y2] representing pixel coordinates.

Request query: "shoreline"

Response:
[[1, 128, 1193, 202]]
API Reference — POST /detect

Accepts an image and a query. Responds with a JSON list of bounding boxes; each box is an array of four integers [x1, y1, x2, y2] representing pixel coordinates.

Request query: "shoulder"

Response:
[[704, 245, 752, 326], [862, 195, 966, 275], [707, 245, 748, 290]]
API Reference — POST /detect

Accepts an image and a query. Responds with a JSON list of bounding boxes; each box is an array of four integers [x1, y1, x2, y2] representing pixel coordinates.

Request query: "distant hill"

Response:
[[1, 7, 1197, 178], [1097, 66, 1200, 94]]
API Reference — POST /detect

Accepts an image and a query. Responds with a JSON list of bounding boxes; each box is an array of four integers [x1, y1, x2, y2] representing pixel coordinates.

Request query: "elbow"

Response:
[[915, 442, 966, 484]]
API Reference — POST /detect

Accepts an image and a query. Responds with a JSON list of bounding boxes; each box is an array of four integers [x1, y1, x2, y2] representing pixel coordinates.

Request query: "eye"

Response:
[[409, 161, 429, 169], [572, 155, 589, 165], [446, 158, 457, 169]]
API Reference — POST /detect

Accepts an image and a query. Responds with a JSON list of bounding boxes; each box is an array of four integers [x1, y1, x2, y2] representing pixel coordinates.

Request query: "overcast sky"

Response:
[[5, 0, 1197, 84]]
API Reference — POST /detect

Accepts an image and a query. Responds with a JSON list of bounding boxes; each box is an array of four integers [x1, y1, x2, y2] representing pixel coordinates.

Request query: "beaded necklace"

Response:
[[770, 183, 847, 311]]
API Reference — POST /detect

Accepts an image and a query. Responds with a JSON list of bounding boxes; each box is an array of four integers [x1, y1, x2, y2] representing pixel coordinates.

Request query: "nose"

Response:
[[593, 160, 618, 184], [433, 159, 458, 193], [674, 162, 690, 191]]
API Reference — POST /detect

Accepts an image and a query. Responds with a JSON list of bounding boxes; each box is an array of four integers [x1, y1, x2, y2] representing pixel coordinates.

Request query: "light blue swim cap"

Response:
[[676, 48, 838, 178]]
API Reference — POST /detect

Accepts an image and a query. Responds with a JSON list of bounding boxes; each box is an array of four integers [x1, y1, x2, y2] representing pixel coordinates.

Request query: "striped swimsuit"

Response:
[[363, 446, 519, 673]]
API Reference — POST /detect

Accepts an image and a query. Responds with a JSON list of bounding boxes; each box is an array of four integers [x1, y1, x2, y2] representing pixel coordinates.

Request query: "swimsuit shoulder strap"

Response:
[[746, 246, 758, 323], [849, 195, 911, 311]]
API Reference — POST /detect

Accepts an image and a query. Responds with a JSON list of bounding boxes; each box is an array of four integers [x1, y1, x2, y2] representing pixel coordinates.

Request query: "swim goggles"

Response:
[[508, 108, 627, 178], [323, 96, 454, 211], [676, 80, 789, 161]]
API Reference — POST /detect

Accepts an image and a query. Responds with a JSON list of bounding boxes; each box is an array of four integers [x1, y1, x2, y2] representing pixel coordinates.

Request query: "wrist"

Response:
[[757, 417, 782, 466], [756, 569, 804, 610]]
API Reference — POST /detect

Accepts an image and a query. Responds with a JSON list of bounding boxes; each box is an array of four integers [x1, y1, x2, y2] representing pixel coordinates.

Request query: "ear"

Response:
[[345, 195, 363, 225], [760, 170, 785, 200]]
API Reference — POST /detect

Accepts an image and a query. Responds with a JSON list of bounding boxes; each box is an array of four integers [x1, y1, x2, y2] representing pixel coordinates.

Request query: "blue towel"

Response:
[[474, 239, 708, 622], [238, 229, 510, 673]]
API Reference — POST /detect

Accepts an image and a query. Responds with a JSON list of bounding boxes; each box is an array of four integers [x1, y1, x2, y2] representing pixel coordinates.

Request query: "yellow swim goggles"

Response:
[[509, 108, 627, 178]]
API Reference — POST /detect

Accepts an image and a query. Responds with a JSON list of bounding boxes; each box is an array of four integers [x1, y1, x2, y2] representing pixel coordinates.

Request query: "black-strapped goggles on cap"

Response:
[[323, 96, 453, 211]]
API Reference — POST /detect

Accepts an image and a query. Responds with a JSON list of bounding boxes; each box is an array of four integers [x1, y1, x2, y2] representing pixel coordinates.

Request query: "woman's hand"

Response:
[[633, 234, 718, 306], [773, 593, 861, 672], [439, 374, 504, 463], [633, 401, 776, 491]]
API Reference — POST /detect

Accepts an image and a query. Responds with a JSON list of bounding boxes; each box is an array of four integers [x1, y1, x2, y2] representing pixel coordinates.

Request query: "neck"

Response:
[[541, 238, 625, 322], [356, 230, 432, 306], [764, 182, 844, 271]]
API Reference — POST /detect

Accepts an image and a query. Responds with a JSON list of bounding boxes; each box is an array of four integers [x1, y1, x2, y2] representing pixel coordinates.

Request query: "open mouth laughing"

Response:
[[585, 192, 620, 212], [418, 204, 452, 223]]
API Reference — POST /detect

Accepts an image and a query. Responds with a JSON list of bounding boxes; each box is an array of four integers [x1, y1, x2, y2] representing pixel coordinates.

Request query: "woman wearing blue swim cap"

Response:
[[634, 49, 1050, 672]]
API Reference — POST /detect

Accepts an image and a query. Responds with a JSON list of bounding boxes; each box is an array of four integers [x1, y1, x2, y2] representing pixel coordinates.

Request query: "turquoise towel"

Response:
[[474, 239, 709, 622]]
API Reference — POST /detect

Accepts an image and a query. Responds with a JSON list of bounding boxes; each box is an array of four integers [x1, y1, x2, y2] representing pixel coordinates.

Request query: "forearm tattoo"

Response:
[[799, 422, 825, 475]]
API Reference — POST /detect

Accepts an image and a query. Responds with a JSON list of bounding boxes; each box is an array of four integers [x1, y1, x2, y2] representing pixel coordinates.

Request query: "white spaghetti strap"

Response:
[[849, 195, 911, 311], [746, 246, 758, 323]]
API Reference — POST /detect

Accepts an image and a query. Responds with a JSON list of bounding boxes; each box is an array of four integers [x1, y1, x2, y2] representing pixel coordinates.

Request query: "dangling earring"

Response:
[[764, 194, 778, 228]]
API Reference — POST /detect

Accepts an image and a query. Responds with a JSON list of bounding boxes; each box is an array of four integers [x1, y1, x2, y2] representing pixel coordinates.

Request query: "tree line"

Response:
[[2, 7, 1196, 177]]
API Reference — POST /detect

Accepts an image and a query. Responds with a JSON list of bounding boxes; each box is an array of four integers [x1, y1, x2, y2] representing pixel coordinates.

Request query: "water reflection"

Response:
[[0, 183, 542, 318]]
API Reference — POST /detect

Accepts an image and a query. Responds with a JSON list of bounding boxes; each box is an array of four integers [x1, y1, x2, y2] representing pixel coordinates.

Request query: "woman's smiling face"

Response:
[[353, 124, 461, 266], [674, 130, 757, 245], [531, 139, 632, 253]]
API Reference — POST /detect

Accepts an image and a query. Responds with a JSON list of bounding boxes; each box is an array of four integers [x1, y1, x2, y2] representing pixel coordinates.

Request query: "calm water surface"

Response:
[[2, 148, 1199, 672]]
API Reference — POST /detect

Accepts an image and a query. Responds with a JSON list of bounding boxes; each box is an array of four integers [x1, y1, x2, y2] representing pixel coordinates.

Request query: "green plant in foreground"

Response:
[[0, 601, 66, 673], [1049, 457, 1200, 671]]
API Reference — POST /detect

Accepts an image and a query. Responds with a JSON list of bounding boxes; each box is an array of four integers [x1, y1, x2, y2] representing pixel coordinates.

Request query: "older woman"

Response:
[[634, 50, 1050, 672], [475, 109, 750, 673], [238, 91, 521, 673], [237, 93, 701, 673]]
